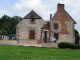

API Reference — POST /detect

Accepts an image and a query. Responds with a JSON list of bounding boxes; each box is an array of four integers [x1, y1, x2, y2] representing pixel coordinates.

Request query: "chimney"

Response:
[[50, 14, 52, 20], [57, 3, 64, 11]]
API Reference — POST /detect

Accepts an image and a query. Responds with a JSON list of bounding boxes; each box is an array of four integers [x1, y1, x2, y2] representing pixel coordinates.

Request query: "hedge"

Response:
[[58, 42, 80, 49]]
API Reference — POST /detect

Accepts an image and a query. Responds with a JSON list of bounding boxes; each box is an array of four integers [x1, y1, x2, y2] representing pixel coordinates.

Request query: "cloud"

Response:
[[13, 0, 44, 11], [13, 0, 80, 20], [0, 10, 8, 17], [72, 10, 77, 15], [13, 0, 54, 20], [79, 31, 80, 34], [12, 0, 80, 32]]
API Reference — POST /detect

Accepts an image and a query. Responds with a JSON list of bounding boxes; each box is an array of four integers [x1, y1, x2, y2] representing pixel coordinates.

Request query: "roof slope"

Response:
[[51, 10, 76, 24], [50, 4, 76, 24], [23, 10, 42, 19]]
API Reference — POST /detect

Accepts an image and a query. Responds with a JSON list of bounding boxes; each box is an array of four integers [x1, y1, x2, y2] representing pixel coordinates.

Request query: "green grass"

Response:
[[0, 45, 80, 60]]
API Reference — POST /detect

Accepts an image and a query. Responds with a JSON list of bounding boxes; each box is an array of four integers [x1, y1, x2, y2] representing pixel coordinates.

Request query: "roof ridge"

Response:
[[23, 10, 42, 19]]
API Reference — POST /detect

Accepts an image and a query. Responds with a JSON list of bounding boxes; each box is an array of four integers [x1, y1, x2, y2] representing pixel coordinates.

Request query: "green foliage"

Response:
[[0, 15, 22, 36], [12, 16, 22, 22], [58, 42, 80, 49], [1, 29, 9, 36], [46, 21, 49, 23], [75, 29, 80, 41]]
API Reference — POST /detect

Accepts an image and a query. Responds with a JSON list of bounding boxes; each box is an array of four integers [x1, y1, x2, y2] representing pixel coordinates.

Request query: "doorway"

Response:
[[54, 33, 58, 40], [44, 31, 47, 43]]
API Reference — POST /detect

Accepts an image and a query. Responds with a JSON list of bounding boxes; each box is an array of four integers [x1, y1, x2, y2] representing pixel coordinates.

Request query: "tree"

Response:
[[75, 29, 80, 41], [46, 21, 49, 23], [0, 15, 22, 36], [12, 16, 22, 22], [1, 29, 9, 36]]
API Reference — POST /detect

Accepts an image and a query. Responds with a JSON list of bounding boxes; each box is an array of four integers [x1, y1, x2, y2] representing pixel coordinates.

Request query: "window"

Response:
[[54, 33, 58, 40], [54, 24, 58, 29], [29, 30, 35, 39], [31, 19, 35, 24]]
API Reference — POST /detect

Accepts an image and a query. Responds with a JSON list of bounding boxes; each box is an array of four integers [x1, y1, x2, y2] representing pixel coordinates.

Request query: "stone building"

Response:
[[16, 3, 76, 48]]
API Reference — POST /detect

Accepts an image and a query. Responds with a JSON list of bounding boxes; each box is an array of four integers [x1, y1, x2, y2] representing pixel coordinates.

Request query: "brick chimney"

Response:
[[50, 14, 52, 20], [57, 3, 64, 11]]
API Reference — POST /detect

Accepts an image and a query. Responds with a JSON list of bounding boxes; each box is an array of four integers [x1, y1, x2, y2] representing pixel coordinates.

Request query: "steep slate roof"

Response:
[[23, 10, 42, 19]]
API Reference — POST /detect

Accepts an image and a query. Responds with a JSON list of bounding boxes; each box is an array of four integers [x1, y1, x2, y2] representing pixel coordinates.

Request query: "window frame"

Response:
[[54, 23, 58, 29], [31, 19, 35, 24], [54, 33, 59, 40]]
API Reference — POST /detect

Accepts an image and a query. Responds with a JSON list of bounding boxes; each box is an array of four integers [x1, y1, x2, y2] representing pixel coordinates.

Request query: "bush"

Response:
[[58, 42, 80, 49]]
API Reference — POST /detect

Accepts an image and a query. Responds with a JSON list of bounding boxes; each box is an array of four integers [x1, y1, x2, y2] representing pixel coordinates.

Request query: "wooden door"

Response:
[[29, 30, 35, 39]]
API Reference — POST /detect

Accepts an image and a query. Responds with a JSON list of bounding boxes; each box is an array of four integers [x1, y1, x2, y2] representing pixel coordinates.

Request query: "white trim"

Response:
[[42, 29, 49, 43], [44, 29, 49, 31]]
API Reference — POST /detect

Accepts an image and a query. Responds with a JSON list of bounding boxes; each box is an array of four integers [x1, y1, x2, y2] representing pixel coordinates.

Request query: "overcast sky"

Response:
[[0, 0, 80, 34]]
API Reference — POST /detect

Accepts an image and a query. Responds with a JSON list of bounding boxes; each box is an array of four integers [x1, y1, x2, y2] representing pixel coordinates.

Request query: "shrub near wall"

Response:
[[58, 42, 80, 49]]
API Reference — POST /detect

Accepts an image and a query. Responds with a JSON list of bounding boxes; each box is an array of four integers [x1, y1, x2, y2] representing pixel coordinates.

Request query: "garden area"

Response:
[[0, 45, 80, 60]]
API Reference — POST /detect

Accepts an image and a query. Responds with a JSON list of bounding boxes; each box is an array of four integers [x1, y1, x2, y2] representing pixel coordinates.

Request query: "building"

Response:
[[16, 3, 76, 48]]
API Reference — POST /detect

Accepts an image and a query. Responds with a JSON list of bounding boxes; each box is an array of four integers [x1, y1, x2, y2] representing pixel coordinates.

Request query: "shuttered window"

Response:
[[29, 30, 35, 39], [54, 33, 58, 40], [54, 24, 58, 29]]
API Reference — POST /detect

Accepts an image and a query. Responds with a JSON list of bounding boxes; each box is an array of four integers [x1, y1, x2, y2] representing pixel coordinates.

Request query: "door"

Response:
[[29, 30, 35, 39], [54, 33, 58, 40], [44, 31, 47, 43]]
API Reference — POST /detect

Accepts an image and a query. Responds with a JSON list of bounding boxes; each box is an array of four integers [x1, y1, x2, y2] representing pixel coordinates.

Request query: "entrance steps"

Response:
[[18, 44, 42, 47]]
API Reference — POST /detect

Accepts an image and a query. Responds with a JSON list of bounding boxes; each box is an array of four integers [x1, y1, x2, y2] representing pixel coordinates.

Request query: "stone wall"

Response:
[[16, 19, 46, 44], [0, 40, 17, 46], [50, 21, 62, 37]]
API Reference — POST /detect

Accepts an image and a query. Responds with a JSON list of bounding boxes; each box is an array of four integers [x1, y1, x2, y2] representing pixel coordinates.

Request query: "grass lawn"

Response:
[[0, 45, 80, 60]]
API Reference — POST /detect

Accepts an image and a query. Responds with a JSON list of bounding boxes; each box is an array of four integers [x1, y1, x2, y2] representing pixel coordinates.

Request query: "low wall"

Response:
[[0, 40, 18, 46], [42, 42, 58, 48]]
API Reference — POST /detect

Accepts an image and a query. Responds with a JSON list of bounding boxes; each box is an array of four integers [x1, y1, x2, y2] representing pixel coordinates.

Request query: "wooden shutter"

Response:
[[29, 30, 35, 39], [54, 24, 58, 29], [54, 33, 58, 40]]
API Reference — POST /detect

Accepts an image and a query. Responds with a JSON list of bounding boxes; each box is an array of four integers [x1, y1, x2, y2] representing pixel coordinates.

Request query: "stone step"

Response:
[[18, 44, 42, 47]]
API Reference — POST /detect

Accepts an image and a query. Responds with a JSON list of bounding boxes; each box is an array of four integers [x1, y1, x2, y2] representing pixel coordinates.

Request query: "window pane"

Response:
[[54, 24, 58, 29], [31, 19, 34, 24]]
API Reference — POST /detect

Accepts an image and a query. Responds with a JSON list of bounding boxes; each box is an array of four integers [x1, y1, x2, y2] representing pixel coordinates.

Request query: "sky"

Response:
[[0, 0, 80, 34]]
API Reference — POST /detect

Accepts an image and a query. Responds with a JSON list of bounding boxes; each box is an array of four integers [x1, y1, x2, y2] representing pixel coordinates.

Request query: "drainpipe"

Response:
[[17, 28, 19, 43]]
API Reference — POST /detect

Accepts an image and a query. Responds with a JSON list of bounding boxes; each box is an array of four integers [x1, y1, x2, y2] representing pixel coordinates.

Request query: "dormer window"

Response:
[[31, 19, 35, 24]]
